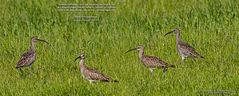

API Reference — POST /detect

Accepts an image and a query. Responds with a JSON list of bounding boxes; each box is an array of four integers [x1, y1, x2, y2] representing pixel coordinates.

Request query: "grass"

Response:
[[0, 0, 239, 95]]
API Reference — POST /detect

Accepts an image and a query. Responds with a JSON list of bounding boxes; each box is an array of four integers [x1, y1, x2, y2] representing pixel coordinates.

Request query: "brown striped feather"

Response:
[[141, 55, 168, 68], [16, 50, 35, 68], [83, 65, 111, 82], [178, 41, 203, 58]]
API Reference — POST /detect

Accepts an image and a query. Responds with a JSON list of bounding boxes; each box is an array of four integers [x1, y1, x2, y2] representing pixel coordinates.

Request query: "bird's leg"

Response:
[[191, 55, 196, 61], [181, 56, 185, 64], [191, 57, 196, 64], [18, 68, 27, 79], [89, 80, 93, 84], [18, 68, 24, 77], [29, 65, 32, 70], [19, 68, 23, 73], [149, 68, 154, 76], [162, 68, 167, 78], [29, 65, 33, 76], [149, 68, 153, 73]]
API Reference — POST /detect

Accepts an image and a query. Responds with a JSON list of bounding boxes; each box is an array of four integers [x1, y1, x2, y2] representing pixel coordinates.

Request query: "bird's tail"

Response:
[[111, 80, 119, 82], [103, 79, 119, 83], [167, 64, 175, 68], [199, 55, 204, 59], [16, 66, 20, 69], [195, 54, 204, 59], [192, 51, 204, 59]]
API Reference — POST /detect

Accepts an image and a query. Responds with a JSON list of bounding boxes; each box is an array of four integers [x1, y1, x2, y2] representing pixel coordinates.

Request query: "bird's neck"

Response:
[[79, 59, 85, 69], [139, 49, 144, 60], [30, 41, 36, 51], [176, 32, 181, 43]]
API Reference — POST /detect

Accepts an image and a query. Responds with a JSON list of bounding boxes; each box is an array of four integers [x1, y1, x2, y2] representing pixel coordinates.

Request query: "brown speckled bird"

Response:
[[165, 28, 204, 63], [126, 45, 175, 75], [75, 53, 118, 83], [16, 36, 48, 71]]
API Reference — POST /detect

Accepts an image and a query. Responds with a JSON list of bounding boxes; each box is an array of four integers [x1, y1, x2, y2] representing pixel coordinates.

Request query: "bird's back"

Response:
[[16, 50, 35, 68], [141, 55, 167, 68], [81, 64, 110, 82], [177, 40, 203, 58]]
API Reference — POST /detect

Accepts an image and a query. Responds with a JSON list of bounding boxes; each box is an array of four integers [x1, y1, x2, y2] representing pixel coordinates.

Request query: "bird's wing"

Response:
[[178, 41, 203, 58], [16, 51, 35, 68], [178, 41, 195, 51], [143, 56, 168, 67], [84, 66, 110, 81]]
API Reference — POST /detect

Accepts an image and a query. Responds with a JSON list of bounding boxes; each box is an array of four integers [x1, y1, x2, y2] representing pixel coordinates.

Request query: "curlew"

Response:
[[125, 45, 175, 75], [16, 36, 48, 71], [165, 28, 204, 63], [75, 53, 118, 83]]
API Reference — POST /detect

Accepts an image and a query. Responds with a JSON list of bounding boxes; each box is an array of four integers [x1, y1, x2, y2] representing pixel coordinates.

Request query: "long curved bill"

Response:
[[36, 38, 49, 44], [164, 31, 174, 36], [125, 47, 137, 53], [74, 56, 81, 61]]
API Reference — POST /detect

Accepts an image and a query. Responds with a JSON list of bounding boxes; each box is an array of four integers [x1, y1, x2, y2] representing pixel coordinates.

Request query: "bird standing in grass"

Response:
[[125, 45, 175, 75], [16, 36, 48, 72], [75, 53, 118, 83], [165, 28, 204, 63]]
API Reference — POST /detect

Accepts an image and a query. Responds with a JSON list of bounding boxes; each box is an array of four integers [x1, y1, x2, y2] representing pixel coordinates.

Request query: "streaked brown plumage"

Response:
[[16, 50, 35, 69], [165, 28, 204, 63], [126, 45, 175, 74], [16, 37, 48, 70], [75, 53, 118, 83]]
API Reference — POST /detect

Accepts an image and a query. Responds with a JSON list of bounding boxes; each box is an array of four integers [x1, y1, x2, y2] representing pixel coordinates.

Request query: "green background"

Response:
[[0, 0, 238, 95]]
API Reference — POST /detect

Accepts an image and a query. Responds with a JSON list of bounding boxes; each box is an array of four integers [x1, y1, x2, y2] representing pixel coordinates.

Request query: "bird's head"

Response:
[[125, 45, 144, 53], [75, 53, 85, 61], [164, 28, 181, 36], [31, 36, 48, 44]]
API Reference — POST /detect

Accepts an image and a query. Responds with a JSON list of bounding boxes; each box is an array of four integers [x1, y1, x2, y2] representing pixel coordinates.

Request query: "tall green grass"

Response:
[[0, 0, 238, 95]]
